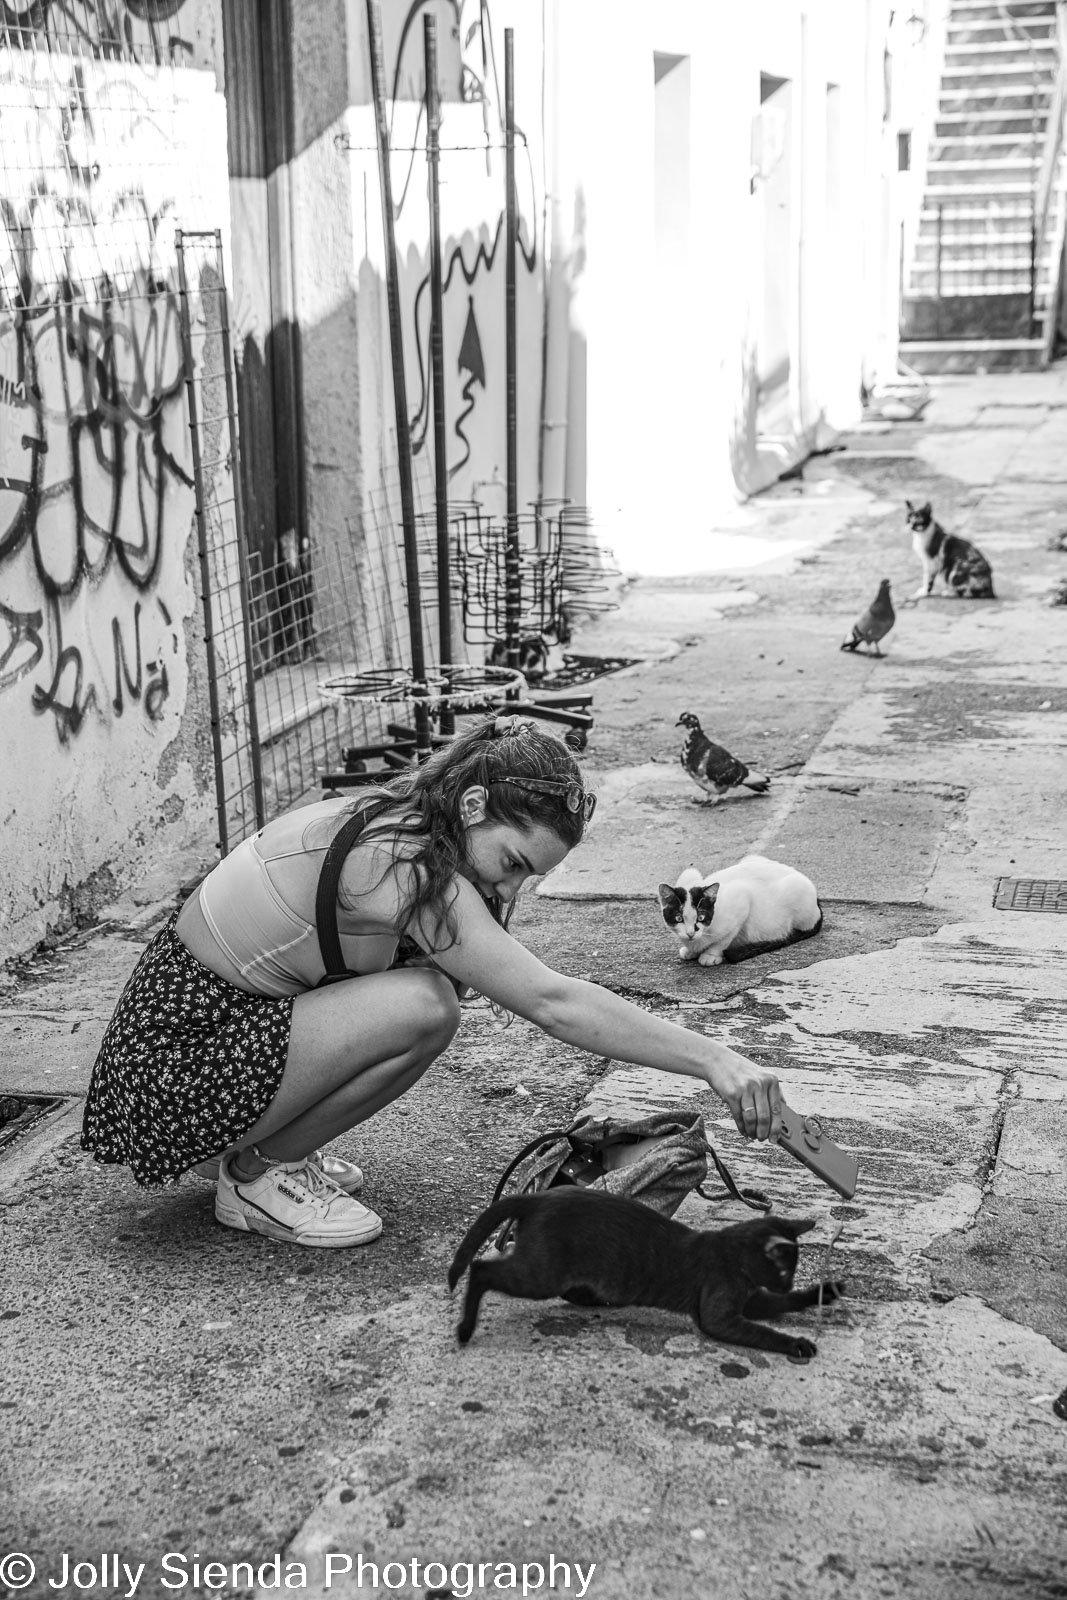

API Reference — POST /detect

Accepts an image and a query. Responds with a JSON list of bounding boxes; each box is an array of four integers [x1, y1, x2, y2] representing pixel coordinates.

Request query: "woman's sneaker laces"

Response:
[[214, 1153, 382, 1248], [194, 1148, 363, 1193]]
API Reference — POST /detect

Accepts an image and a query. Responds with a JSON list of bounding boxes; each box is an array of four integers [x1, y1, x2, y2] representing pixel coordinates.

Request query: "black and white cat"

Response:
[[486, 635, 549, 680], [658, 854, 822, 967], [448, 1187, 843, 1359], [905, 500, 996, 599]]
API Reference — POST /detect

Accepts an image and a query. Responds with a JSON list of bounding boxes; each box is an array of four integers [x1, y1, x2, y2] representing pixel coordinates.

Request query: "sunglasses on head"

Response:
[[496, 776, 597, 822]]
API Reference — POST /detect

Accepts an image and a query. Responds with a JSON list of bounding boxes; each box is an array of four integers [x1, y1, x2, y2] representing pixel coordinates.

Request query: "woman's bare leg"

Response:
[[224, 967, 461, 1167]]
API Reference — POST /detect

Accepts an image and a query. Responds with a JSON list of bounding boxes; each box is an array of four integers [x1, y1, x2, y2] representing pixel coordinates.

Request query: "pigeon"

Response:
[[841, 578, 895, 656], [676, 712, 770, 805]]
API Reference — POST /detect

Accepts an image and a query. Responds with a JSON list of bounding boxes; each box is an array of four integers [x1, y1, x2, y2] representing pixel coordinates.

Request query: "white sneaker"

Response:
[[195, 1149, 364, 1194], [215, 1155, 382, 1248]]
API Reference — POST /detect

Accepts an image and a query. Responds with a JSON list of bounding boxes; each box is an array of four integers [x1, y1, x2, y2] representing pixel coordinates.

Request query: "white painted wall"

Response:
[[548, 0, 896, 575], [286, 0, 897, 603]]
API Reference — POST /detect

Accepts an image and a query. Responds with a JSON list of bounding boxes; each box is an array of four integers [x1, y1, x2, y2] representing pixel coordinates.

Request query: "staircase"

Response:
[[900, 0, 1067, 372]]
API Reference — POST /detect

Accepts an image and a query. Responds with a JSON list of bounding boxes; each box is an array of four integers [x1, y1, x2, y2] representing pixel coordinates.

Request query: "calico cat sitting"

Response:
[[486, 635, 549, 680], [448, 1188, 844, 1358], [658, 854, 822, 967], [905, 500, 996, 599]]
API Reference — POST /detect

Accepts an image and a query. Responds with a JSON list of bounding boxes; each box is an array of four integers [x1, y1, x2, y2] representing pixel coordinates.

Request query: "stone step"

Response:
[[935, 113, 1051, 134], [908, 262, 1048, 282], [948, 0, 1055, 13], [924, 181, 1038, 198], [947, 23, 1055, 44], [945, 39, 1057, 57], [908, 273, 1049, 299], [897, 338, 1047, 373], [921, 194, 1035, 210], [908, 276, 1048, 296], [929, 153, 1040, 164], [930, 135, 1045, 159], [938, 90, 1052, 112], [947, 2, 1054, 17], [912, 246, 1048, 271], [918, 210, 1037, 233], [913, 231, 1037, 249], [941, 61, 1056, 78], [912, 249, 1049, 277], [926, 165, 1040, 188]]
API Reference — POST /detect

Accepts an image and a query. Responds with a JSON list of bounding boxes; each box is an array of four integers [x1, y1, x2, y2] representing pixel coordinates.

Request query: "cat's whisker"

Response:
[[817, 1219, 846, 1317]]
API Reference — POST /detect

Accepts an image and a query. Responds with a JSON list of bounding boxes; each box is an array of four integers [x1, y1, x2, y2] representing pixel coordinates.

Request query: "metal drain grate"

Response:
[[993, 877, 1067, 913], [0, 1094, 65, 1153]]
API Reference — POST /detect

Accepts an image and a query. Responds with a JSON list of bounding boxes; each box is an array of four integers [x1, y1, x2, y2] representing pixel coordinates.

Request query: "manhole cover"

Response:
[[0, 1093, 65, 1152], [993, 877, 1067, 913]]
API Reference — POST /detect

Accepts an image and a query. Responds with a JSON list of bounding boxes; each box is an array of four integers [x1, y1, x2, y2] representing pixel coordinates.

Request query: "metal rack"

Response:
[[320, 7, 609, 788]]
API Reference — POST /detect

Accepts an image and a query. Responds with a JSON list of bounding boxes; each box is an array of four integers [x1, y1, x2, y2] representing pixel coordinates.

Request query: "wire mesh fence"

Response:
[[0, 1, 194, 66], [177, 230, 402, 851]]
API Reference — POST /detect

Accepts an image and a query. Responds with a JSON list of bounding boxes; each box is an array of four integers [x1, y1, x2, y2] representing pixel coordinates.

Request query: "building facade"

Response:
[[0, 0, 899, 958]]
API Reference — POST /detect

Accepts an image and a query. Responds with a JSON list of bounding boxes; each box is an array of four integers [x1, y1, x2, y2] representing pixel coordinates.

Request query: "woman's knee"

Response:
[[404, 968, 462, 1050]]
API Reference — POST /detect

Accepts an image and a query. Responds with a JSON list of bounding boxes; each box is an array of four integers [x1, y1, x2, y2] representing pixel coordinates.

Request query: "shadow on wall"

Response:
[[234, 319, 317, 672]]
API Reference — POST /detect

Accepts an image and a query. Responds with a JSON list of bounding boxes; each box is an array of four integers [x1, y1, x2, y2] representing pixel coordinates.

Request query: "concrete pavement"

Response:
[[2, 369, 1066, 1600]]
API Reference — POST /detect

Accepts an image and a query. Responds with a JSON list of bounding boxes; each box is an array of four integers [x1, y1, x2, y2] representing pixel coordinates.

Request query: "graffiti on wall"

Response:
[[387, 0, 540, 491], [0, 0, 191, 63], [0, 49, 197, 744]]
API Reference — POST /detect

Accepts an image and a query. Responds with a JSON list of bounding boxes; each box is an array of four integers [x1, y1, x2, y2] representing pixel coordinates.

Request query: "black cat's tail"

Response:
[[447, 1194, 540, 1290], [724, 903, 824, 965]]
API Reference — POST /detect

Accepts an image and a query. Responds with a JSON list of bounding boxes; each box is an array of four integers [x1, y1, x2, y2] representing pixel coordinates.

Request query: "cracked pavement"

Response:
[[2, 372, 1066, 1600]]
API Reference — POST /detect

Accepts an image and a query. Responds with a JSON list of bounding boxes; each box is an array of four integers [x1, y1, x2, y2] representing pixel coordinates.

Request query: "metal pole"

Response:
[[367, 0, 432, 761], [504, 28, 521, 694], [424, 13, 454, 737], [898, 219, 906, 340], [935, 203, 943, 339], [214, 227, 266, 830], [175, 228, 230, 858]]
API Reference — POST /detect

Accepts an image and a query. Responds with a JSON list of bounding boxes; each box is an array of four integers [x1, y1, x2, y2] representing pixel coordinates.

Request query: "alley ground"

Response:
[[2, 369, 1066, 1600]]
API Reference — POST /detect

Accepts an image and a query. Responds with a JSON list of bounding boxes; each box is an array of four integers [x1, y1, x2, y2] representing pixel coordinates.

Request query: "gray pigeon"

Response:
[[841, 579, 895, 656], [676, 712, 770, 805]]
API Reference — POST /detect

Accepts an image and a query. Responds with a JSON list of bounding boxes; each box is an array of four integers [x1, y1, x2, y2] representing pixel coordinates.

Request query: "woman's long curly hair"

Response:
[[321, 717, 591, 951]]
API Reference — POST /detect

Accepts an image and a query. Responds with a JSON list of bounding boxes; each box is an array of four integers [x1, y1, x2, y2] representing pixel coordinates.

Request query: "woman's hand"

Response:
[[706, 1047, 783, 1142]]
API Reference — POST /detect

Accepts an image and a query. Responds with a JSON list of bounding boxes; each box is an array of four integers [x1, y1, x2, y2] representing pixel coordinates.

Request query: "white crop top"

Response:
[[197, 799, 398, 997]]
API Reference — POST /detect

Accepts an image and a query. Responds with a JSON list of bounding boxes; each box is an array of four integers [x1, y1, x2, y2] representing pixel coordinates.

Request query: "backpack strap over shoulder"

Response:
[[314, 809, 368, 985]]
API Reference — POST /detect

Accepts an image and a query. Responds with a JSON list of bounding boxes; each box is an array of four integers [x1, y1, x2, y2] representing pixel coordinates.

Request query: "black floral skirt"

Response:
[[81, 913, 294, 1187]]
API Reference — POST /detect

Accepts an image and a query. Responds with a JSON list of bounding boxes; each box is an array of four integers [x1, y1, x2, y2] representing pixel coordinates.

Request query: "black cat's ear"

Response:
[[776, 1216, 817, 1238], [921, 501, 932, 515], [699, 881, 719, 910], [905, 499, 914, 512], [764, 1236, 799, 1279], [657, 884, 677, 907]]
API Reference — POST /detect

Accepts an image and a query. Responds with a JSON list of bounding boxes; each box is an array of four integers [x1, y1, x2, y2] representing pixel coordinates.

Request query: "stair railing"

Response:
[[1034, 4, 1067, 355], [1036, 4, 1067, 356], [996, 1, 1063, 336]]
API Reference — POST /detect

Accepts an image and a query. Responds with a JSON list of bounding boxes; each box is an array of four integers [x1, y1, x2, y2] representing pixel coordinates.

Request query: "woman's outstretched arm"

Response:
[[414, 878, 783, 1142]]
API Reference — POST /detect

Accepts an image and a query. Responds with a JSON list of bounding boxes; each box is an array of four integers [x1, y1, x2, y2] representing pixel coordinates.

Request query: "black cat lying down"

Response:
[[448, 1188, 845, 1359]]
